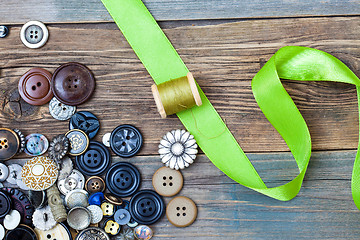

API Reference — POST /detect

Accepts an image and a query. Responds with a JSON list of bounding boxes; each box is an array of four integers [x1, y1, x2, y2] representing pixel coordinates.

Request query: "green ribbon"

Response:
[[101, 0, 360, 208]]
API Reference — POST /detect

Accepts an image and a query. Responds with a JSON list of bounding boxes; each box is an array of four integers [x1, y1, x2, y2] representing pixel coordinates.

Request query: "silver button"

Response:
[[102, 133, 111, 147], [57, 169, 85, 195], [20, 21, 49, 49], [49, 97, 76, 121], [0, 163, 9, 182], [67, 206, 91, 231], [76, 227, 110, 240], [87, 205, 103, 224], [65, 189, 89, 209]]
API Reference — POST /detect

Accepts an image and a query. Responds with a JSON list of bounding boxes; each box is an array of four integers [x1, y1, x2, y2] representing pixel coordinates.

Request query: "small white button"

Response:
[[20, 21, 49, 49], [0, 163, 9, 182], [4, 210, 21, 230], [102, 133, 111, 147]]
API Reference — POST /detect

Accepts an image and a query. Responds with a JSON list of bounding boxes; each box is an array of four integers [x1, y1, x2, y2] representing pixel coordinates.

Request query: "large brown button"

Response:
[[152, 167, 183, 197], [0, 128, 19, 160], [18, 68, 53, 105], [166, 196, 197, 227], [51, 62, 95, 106], [85, 176, 105, 193]]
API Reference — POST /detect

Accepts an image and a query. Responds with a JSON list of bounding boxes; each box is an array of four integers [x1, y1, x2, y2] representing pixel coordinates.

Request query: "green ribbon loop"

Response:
[[101, 0, 360, 209]]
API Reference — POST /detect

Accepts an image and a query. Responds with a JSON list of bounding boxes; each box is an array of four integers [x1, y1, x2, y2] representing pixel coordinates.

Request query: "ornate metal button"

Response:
[[0, 128, 19, 161], [57, 169, 85, 195], [166, 196, 197, 227], [134, 225, 153, 240], [24, 133, 49, 156], [32, 205, 57, 231], [67, 206, 91, 231], [152, 167, 183, 197], [48, 134, 69, 165], [110, 125, 143, 158], [65, 129, 89, 156], [85, 176, 106, 193], [51, 62, 95, 106], [114, 208, 131, 225], [49, 97, 76, 121], [87, 205, 103, 224], [20, 21, 48, 49], [65, 189, 89, 209], [18, 68, 53, 105], [105, 162, 141, 198], [129, 190, 165, 225], [75, 141, 111, 176], [21, 156, 58, 191], [0, 163, 9, 182], [70, 111, 100, 139], [75, 227, 110, 240], [5, 224, 38, 240], [34, 223, 72, 240]]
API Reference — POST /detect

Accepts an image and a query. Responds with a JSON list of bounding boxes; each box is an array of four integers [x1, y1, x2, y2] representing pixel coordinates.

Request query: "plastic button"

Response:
[[24, 133, 49, 156], [20, 21, 48, 49], [110, 125, 143, 158], [102, 133, 111, 147], [104, 219, 120, 236], [65, 129, 89, 156], [0, 26, 9, 38], [34, 223, 72, 240], [88, 192, 104, 206], [0, 128, 20, 161], [4, 210, 21, 230], [6, 164, 22, 185], [101, 201, 115, 217], [105, 162, 141, 198], [0, 191, 12, 218], [51, 62, 95, 106], [134, 225, 153, 240], [70, 111, 99, 139], [75, 141, 111, 176], [5, 224, 38, 240], [18, 68, 53, 106], [152, 167, 183, 197], [166, 196, 197, 227], [114, 208, 131, 225], [0, 163, 9, 182], [129, 190, 165, 225], [49, 97, 76, 121], [85, 176, 106, 193]]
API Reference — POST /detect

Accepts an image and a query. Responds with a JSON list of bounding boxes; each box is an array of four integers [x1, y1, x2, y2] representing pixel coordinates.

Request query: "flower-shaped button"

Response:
[[104, 219, 120, 236], [48, 134, 69, 164], [70, 111, 99, 139], [101, 201, 115, 217], [110, 125, 143, 158], [159, 129, 198, 170], [24, 133, 49, 156]]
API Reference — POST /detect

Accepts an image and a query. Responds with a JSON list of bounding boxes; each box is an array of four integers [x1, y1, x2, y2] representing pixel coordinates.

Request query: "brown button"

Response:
[[85, 176, 105, 193], [152, 167, 183, 197], [18, 68, 53, 105], [51, 62, 95, 106], [166, 196, 197, 227], [0, 128, 19, 160], [104, 193, 123, 206]]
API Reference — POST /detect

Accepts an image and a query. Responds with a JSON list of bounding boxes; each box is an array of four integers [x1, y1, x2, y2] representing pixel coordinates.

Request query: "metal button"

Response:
[[85, 176, 106, 193], [102, 133, 111, 147], [6, 164, 22, 185], [24, 133, 49, 156], [104, 193, 123, 206], [32, 205, 56, 231], [65, 129, 89, 156], [0, 163, 9, 182], [152, 167, 183, 197], [67, 206, 91, 231], [104, 219, 120, 236], [88, 192, 105, 206], [20, 21, 48, 49], [110, 124, 143, 158], [75, 227, 110, 240], [48, 134, 69, 165], [57, 169, 85, 195], [34, 223, 72, 240], [4, 210, 21, 230], [69, 111, 100, 139], [64, 189, 89, 209], [49, 97, 76, 121], [0, 128, 20, 161], [134, 225, 153, 240], [0, 26, 9, 38], [166, 196, 197, 227], [114, 208, 131, 225], [87, 205, 103, 224]]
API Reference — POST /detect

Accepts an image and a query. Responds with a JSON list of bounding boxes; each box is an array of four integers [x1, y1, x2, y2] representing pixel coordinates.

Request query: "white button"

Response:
[[57, 169, 85, 195], [102, 133, 111, 147], [0, 163, 9, 182], [0, 224, 4, 239], [20, 21, 49, 49], [4, 210, 21, 230], [6, 164, 22, 185]]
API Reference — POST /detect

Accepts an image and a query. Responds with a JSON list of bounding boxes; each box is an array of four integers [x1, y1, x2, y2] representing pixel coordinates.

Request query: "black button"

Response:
[[0, 191, 12, 218], [105, 162, 140, 198], [0, 26, 9, 38], [69, 111, 100, 139], [129, 190, 164, 225], [75, 141, 111, 176], [2, 188, 34, 225], [110, 125, 143, 158], [5, 225, 37, 240]]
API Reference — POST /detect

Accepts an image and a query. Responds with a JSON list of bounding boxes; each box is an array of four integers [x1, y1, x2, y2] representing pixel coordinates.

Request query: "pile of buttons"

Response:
[[0, 20, 198, 240]]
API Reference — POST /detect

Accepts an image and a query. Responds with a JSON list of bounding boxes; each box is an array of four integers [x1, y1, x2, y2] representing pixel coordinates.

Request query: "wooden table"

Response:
[[1, 0, 360, 239]]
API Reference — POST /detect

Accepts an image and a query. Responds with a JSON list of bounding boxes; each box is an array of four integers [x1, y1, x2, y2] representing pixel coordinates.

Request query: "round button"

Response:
[[21, 156, 58, 191], [4, 210, 21, 230], [0, 163, 9, 182], [0, 26, 9, 38], [127, 218, 138, 228], [67, 206, 91, 231], [0, 128, 19, 161], [102, 133, 111, 147], [57, 169, 85, 195], [104, 193, 123, 206], [51, 62, 95, 106], [65, 129, 89, 156], [166, 196, 197, 227], [6, 164, 22, 185], [152, 167, 183, 197], [75, 227, 110, 240], [129, 190, 165, 225], [5, 224, 37, 240], [32, 205, 56, 231], [134, 225, 153, 240], [105, 162, 141, 198], [0, 191, 12, 218], [48, 134, 69, 164], [20, 21, 48, 49], [88, 192, 104, 206], [69, 111, 100, 139], [49, 97, 76, 121], [13, 129, 25, 154], [85, 176, 106, 193], [18, 68, 53, 105], [87, 205, 103, 224], [34, 223, 72, 240], [75, 141, 111, 176], [114, 208, 131, 225], [64, 189, 89, 209], [0, 224, 4, 239], [24, 133, 49, 156], [110, 125, 143, 158]]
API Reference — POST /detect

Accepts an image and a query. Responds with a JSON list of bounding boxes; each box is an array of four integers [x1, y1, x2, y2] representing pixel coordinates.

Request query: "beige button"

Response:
[[166, 196, 197, 227], [152, 167, 183, 197]]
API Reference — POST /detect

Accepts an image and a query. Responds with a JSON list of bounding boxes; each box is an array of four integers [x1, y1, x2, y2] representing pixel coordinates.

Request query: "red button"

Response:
[[18, 68, 53, 105]]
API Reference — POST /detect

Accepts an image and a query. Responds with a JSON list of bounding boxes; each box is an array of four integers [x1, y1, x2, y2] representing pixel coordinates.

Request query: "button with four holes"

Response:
[[20, 21, 48, 49], [70, 111, 100, 139], [166, 196, 197, 228], [18, 68, 53, 105], [152, 167, 183, 197], [85, 176, 106, 193], [129, 190, 164, 225], [110, 125, 143, 158], [0, 128, 19, 161]]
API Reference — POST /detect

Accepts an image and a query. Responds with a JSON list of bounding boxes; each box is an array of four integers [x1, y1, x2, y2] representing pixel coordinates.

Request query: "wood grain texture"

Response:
[[1, 17, 360, 155], [1, 0, 360, 24], [6, 150, 360, 239]]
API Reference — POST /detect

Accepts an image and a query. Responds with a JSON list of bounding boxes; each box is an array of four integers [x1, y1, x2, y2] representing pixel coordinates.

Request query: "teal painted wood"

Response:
[[0, 0, 359, 24], [7, 151, 360, 239]]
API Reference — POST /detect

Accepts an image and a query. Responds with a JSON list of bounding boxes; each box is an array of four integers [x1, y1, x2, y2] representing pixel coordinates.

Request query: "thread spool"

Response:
[[151, 72, 202, 118]]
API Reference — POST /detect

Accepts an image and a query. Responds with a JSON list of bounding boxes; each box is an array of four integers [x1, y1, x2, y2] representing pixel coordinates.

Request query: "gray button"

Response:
[[49, 97, 76, 121], [65, 189, 89, 209], [67, 206, 91, 231], [114, 209, 131, 225], [24, 25, 43, 44], [20, 21, 49, 49], [6, 164, 22, 185], [0, 163, 9, 182], [75, 227, 110, 240]]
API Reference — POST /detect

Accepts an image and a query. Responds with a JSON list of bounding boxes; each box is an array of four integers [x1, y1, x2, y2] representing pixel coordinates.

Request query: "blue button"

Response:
[[88, 192, 105, 206]]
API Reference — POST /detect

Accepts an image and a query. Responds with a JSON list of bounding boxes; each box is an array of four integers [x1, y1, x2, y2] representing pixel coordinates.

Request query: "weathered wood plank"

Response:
[[6, 150, 360, 239], [1, 0, 360, 24], [1, 17, 360, 155]]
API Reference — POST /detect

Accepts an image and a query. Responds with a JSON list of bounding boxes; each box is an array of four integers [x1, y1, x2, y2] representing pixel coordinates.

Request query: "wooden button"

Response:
[[166, 196, 197, 227], [0, 128, 19, 161], [51, 62, 95, 106], [34, 223, 72, 240], [85, 176, 106, 193], [152, 167, 183, 197], [18, 68, 53, 105]]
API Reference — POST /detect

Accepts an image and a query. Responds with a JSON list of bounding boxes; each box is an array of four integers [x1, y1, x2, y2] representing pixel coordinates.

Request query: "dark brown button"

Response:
[[18, 68, 53, 105], [85, 176, 105, 193], [0, 128, 19, 161], [51, 62, 95, 106]]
